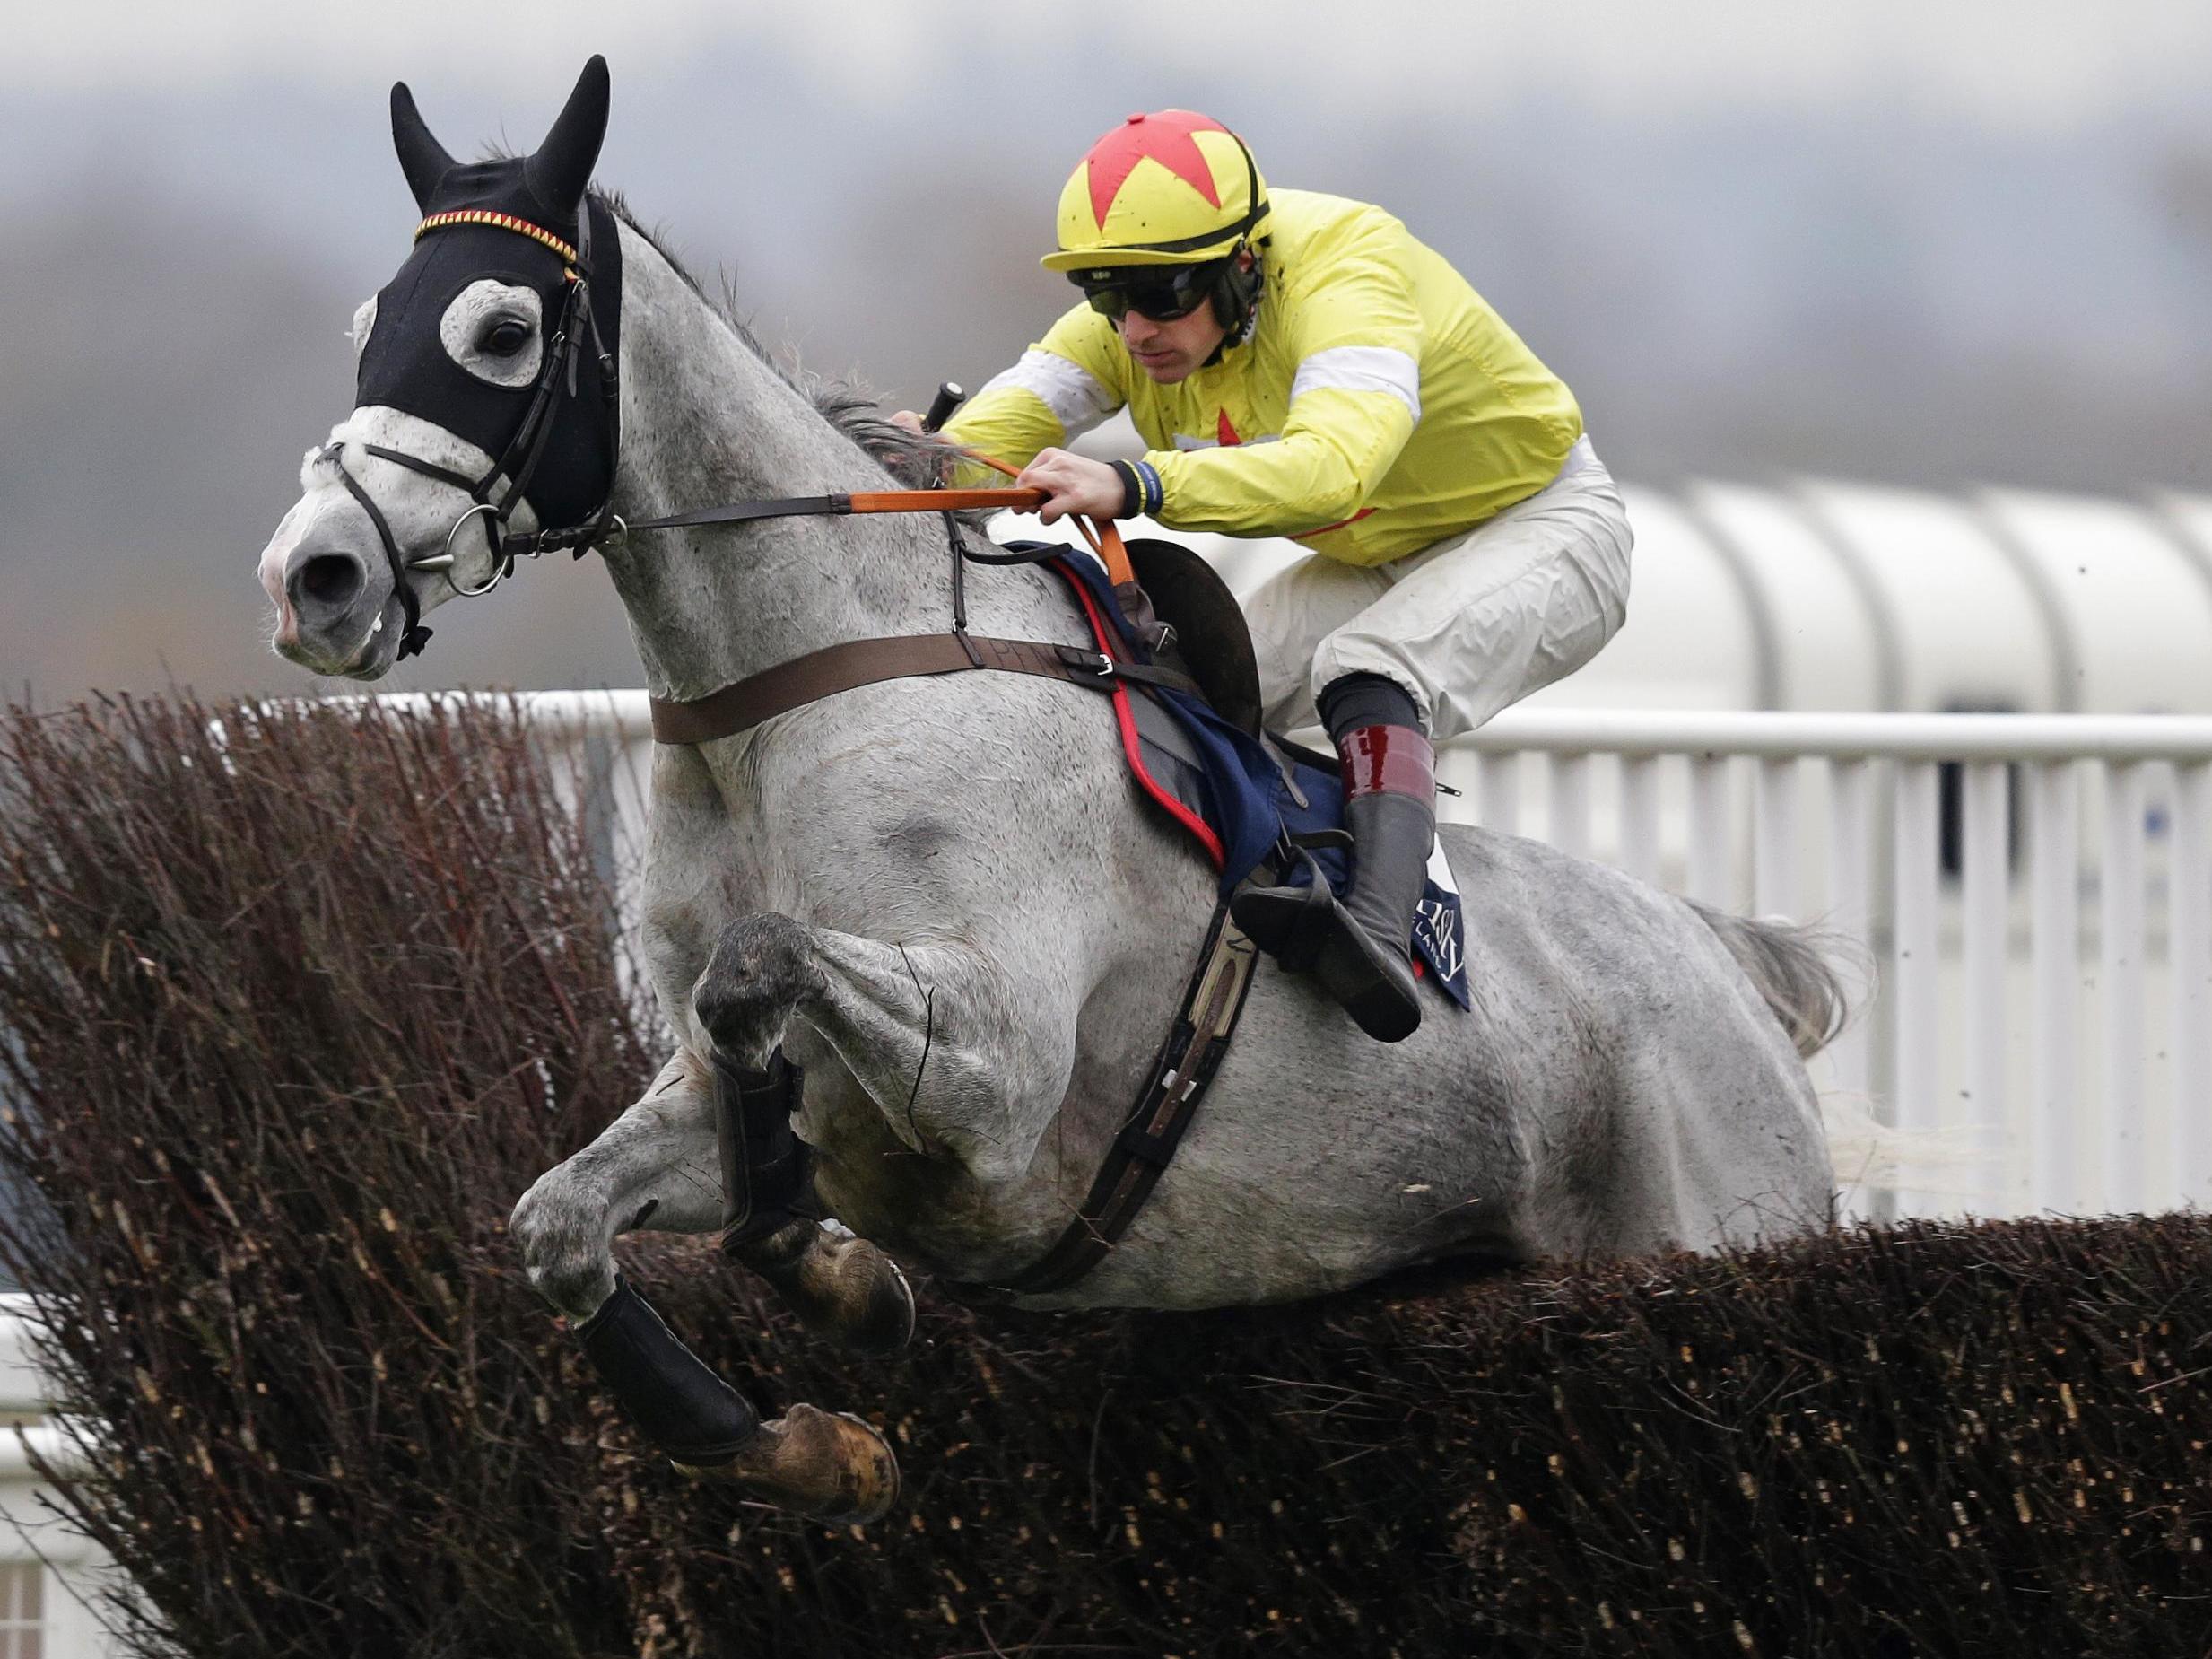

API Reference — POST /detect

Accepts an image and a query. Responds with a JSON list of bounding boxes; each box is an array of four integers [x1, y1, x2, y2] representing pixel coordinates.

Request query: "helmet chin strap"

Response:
[[1201, 240, 1265, 369]]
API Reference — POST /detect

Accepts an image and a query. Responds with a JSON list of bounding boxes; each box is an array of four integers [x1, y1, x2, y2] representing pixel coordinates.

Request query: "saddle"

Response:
[[1119, 537, 1264, 738], [943, 543, 1468, 1301]]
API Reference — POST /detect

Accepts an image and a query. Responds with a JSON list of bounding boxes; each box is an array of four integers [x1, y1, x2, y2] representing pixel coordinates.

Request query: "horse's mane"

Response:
[[593, 188, 962, 492]]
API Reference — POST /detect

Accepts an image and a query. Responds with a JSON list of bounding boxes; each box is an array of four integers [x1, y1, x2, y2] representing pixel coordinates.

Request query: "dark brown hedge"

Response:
[[0, 695, 644, 1657], [2, 696, 2207, 1659]]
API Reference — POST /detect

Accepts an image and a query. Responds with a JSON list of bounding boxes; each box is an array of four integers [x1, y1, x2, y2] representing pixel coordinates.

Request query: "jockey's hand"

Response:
[[1019, 448, 1127, 526], [888, 409, 925, 436]]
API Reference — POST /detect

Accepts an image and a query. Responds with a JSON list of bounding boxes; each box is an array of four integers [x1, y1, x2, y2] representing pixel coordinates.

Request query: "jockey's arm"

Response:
[[1145, 221, 1424, 563], [935, 307, 1128, 488]]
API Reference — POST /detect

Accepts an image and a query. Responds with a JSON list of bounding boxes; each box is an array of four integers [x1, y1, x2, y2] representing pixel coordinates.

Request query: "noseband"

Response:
[[322, 206, 619, 660]]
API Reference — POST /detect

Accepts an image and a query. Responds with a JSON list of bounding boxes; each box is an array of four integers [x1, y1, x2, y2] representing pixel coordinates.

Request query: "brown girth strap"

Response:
[[647, 631, 1200, 746], [953, 900, 1261, 1300]]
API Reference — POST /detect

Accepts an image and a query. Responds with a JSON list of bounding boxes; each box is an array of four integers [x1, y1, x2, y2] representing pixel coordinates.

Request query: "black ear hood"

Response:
[[392, 55, 608, 226], [355, 57, 623, 531]]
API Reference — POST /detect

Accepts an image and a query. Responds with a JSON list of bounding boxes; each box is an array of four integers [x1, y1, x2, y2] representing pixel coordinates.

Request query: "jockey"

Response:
[[899, 110, 1633, 1043]]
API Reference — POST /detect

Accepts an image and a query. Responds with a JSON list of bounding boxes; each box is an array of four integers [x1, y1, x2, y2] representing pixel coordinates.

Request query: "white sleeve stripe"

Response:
[[1290, 345, 1423, 423], [978, 349, 1118, 439]]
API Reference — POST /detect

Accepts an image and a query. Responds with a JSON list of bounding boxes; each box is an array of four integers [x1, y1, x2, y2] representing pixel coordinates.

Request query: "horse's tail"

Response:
[[1690, 903, 1853, 1060]]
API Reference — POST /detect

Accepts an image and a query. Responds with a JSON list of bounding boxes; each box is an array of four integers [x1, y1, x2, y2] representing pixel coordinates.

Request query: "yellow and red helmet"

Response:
[[1042, 109, 1270, 273]]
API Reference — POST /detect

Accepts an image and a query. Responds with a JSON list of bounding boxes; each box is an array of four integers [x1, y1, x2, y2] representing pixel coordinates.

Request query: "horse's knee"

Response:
[[692, 912, 825, 1069], [509, 1177, 616, 1320]]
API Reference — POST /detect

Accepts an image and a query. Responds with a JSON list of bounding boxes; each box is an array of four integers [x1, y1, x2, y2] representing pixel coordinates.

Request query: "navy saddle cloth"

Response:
[[1032, 545, 1470, 1012]]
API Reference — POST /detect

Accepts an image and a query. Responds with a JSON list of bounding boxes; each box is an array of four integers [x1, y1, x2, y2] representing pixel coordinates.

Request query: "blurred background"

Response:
[[2, 0, 2208, 701]]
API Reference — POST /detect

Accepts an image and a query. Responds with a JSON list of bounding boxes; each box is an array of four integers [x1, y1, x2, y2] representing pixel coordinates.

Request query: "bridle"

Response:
[[326, 205, 1129, 665], [321, 205, 619, 660]]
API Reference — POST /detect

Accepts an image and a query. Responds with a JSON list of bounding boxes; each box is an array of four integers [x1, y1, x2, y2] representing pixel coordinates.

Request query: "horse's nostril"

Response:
[[299, 554, 365, 608]]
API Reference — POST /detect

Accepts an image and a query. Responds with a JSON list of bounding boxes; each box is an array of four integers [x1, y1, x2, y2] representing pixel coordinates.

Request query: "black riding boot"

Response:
[[1234, 676, 1435, 1043]]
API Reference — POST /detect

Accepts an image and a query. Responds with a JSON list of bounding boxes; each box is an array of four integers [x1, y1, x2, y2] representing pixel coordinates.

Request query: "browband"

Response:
[[414, 209, 581, 269]]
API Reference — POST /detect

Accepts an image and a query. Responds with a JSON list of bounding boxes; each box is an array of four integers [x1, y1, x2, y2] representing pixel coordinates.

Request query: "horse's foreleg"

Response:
[[510, 1051, 723, 1320], [692, 912, 1074, 1185], [509, 1052, 899, 1524]]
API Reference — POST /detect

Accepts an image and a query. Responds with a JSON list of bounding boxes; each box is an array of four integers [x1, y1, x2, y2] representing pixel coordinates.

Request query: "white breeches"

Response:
[[1242, 435, 1634, 742]]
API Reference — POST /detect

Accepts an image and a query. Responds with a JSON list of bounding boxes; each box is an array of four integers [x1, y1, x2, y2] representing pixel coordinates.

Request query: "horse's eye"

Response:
[[479, 317, 533, 356]]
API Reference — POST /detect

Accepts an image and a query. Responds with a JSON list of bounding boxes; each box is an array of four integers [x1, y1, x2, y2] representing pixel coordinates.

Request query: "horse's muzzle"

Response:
[[279, 528, 393, 676]]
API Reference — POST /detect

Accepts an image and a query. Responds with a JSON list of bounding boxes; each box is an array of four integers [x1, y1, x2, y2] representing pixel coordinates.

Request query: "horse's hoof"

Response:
[[675, 1403, 900, 1525], [729, 1219, 917, 1356]]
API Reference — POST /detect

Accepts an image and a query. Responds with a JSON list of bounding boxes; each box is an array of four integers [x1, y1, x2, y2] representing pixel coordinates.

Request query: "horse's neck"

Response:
[[597, 225, 954, 702]]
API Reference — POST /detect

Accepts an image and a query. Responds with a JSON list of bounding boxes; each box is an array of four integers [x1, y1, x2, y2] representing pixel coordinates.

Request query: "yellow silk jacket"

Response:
[[943, 188, 1584, 567]]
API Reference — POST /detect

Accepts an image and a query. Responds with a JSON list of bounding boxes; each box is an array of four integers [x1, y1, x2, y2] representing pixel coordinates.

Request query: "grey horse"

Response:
[[256, 60, 1842, 1525]]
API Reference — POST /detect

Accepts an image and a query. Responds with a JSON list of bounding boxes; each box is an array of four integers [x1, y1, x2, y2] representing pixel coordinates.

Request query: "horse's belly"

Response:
[[1005, 973, 1529, 1311]]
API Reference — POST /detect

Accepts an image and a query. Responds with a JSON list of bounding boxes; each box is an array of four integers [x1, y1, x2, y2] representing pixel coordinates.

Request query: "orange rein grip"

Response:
[[960, 451, 1024, 481], [845, 487, 1049, 515], [949, 447, 1136, 585], [849, 470, 1137, 587], [1093, 518, 1136, 587]]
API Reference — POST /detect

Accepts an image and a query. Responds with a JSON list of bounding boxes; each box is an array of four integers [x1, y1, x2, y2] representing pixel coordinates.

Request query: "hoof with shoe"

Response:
[[727, 1218, 917, 1356], [675, 1402, 901, 1525]]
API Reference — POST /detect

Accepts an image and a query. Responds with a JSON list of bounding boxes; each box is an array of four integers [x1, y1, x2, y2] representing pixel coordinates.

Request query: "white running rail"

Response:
[[1448, 710, 2212, 1222], [485, 694, 2212, 1223]]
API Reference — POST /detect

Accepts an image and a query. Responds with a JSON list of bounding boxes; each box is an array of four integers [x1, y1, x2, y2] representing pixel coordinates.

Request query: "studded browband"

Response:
[[416, 209, 580, 268]]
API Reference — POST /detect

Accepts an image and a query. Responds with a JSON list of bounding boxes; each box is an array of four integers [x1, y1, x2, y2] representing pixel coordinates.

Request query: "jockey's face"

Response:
[[1116, 300, 1229, 384]]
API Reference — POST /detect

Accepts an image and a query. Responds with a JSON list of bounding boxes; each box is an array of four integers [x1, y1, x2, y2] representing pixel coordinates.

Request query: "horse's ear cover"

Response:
[[359, 58, 623, 531], [390, 83, 458, 211], [527, 55, 611, 214]]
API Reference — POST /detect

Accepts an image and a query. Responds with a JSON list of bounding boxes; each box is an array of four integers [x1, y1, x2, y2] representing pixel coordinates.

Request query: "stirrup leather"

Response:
[[1230, 846, 1342, 972]]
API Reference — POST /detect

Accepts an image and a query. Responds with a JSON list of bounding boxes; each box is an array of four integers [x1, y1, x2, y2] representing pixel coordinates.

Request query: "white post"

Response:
[[1961, 761, 2009, 1211], [1824, 760, 1874, 1084], [1824, 758, 1876, 1218], [1481, 751, 1520, 838], [2102, 762, 2147, 1213], [2173, 761, 2212, 1209], [1550, 754, 1591, 862], [1892, 759, 1942, 1217], [1620, 755, 1661, 886], [2029, 762, 2080, 1215], [1688, 755, 1732, 907], [1755, 755, 1800, 919]]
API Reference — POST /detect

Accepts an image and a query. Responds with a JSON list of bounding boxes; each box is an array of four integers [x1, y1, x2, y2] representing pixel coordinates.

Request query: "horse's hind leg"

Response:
[[509, 1052, 900, 1524]]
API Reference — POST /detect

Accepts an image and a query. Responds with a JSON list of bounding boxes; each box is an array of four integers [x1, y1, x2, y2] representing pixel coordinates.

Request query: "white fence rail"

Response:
[[497, 694, 2212, 1225], [1446, 711, 2212, 1222]]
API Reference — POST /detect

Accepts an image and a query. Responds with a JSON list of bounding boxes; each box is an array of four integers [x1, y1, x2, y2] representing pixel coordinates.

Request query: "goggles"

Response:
[[1071, 260, 1223, 325]]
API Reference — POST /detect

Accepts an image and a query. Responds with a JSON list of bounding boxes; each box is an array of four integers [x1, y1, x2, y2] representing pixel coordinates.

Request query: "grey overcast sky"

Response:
[[14, 0, 2212, 131]]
